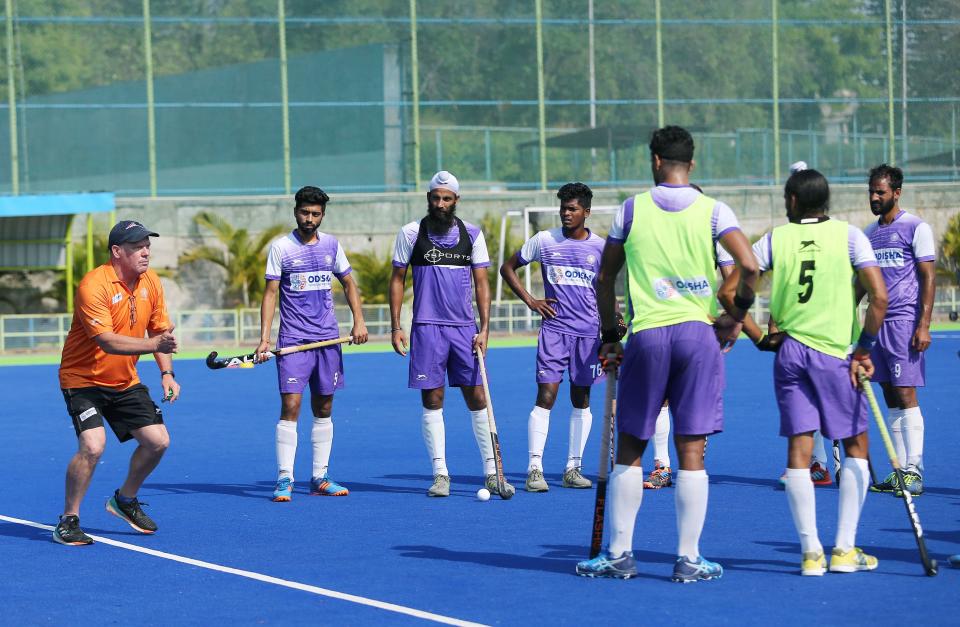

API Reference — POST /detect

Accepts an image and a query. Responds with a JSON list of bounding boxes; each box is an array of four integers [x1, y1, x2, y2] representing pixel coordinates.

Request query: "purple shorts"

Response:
[[536, 328, 605, 387], [408, 323, 481, 389], [871, 319, 925, 387], [276, 338, 344, 396], [774, 335, 868, 440], [617, 321, 723, 439]]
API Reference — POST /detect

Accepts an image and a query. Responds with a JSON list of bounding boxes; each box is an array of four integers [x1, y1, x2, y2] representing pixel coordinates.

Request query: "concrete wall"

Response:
[[87, 182, 960, 310]]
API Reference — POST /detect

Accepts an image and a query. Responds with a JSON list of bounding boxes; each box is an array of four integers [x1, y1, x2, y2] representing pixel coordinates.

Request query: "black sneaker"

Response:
[[53, 514, 94, 546], [106, 490, 158, 534]]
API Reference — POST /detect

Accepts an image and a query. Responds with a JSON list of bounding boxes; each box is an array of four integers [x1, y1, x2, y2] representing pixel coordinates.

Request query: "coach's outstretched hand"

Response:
[[755, 332, 785, 352], [154, 324, 178, 354]]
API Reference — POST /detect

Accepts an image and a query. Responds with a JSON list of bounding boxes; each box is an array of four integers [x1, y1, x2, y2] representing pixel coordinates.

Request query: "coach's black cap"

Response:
[[108, 220, 159, 247]]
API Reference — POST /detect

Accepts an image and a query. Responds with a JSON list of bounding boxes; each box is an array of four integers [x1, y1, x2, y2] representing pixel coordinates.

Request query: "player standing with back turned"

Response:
[[576, 126, 758, 582], [500, 182, 606, 492]]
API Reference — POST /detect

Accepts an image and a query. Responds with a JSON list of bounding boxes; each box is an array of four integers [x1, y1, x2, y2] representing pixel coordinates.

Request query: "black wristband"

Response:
[[160, 370, 175, 378], [601, 328, 621, 344], [732, 292, 755, 311], [391, 327, 402, 332]]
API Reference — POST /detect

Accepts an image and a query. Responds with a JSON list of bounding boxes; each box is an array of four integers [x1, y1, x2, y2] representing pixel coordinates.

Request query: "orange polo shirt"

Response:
[[59, 263, 171, 390]]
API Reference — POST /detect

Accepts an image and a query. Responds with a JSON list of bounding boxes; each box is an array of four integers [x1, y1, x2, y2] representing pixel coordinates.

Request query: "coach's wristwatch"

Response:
[[160, 370, 175, 378]]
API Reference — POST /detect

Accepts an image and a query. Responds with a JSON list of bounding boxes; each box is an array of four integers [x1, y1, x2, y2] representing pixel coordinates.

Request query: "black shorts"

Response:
[[62, 384, 164, 442]]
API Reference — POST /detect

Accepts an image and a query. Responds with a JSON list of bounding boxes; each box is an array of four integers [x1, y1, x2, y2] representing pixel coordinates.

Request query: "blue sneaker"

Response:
[[310, 475, 349, 496], [671, 555, 723, 583], [272, 476, 293, 502], [575, 551, 638, 579]]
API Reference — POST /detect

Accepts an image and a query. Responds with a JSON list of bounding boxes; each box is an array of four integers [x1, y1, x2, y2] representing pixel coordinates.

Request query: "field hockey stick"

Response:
[[858, 371, 938, 576], [832, 440, 842, 487], [476, 349, 512, 500], [205, 336, 353, 370], [589, 356, 617, 558]]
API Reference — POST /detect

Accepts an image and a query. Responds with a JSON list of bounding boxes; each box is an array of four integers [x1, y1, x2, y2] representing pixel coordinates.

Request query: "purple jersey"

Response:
[[863, 210, 935, 321], [608, 184, 741, 244], [265, 230, 351, 342], [518, 228, 605, 338], [393, 218, 490, 326]]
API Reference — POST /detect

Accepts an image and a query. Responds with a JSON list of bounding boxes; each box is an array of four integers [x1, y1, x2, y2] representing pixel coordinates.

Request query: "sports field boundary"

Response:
[[0, 514, 486, 626]]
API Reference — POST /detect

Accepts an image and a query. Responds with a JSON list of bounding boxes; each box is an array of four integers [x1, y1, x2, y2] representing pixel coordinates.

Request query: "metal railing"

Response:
[[3, 289, 958, 354]]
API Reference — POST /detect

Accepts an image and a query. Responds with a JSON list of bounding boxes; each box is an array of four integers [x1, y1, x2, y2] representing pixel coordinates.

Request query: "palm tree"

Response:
[[178, 212, 287, 308], [938, 212, 960, 285], [349, 248, 397, 305]]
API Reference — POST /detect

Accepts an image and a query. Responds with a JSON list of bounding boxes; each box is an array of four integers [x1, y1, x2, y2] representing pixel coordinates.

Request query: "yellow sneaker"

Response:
[[801, 551, 826, 576], [829, 547, 878, 573]]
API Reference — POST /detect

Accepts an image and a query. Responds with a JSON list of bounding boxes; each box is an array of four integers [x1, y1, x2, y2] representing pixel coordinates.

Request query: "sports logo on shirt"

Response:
[[289, 271, 333, 291], [424, 247, 470, 265], [546, 265, 595, 287], [653, 276, 712, 299], [111, 293, 123, 304], [874, 247, 905, 268]]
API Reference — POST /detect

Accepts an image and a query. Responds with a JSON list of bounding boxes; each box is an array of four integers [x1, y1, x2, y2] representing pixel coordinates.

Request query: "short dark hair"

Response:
[[649, 125, 694, 163], [294, 186, 329, 210], [785, 169, 830, 216], [868, 163, 903, 190], [557, 182, 593, 209]]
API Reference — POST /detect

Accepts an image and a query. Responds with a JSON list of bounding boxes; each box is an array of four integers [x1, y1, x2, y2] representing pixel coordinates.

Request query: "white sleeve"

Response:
[[715, 241, 734, 266], [712, 202, 741, 240], [912, 222, 936, 260], [393, 224, 415, 266], [333, 242, 351, 275], [848, 226, 877, 268], [471, 230, 491, 266], [608, 201, 627, 241], [518, 233, 541, 265], [752, 232, 773, 273], [265, 240, 283, 279]]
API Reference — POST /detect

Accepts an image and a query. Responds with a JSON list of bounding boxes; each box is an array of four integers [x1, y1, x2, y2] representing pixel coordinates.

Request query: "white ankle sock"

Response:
[[608, 464, 645, 556], [421, 408, 448, 476], [887, 408, 907, 465], [471, 409, 496, 476], [566, 407, 592, 470], [527, 405, 550, 471], [675, 469, 709, 561], [276, 420, 297, 481], [835, 457, 870, 552], [653, 405, 671, 467], [902, 406, 924, 470], [311, 416, 333, 479], [784, 467, 821, 553]]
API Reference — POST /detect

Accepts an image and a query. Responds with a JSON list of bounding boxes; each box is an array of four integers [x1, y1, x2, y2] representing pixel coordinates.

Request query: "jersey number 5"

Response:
[[797, 260, 815, 303]]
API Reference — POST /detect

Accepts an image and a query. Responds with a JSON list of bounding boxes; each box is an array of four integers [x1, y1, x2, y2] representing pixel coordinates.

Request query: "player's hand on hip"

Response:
[[391, 328, 408, 356], [755, 331, 785, 352], [473, 330, 489, 357], [351, 323, 369, 345], [912, 326, 931, 352], [599, 341, 623, 370], [529, 297, 558, 319], [713, 313, 743, 353], [254, 339, 272, 363], [850, 352, 874, 388], [161, 376, 180, 403], [155, 324, 178, 354]]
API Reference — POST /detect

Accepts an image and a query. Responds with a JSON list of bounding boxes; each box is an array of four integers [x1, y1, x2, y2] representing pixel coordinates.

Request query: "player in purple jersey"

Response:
[[500, 182, 606, 492], [389, 171, 515, 498], [861, 165, 935, 496], [255, 186, 369, 502]]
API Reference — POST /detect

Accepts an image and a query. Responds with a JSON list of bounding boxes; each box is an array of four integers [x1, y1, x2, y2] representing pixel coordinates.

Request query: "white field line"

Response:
[[0, 514, 487, 627]]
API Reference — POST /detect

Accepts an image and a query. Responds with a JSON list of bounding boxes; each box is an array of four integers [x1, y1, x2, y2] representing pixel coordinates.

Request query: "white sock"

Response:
[[566, 407, 592, 470], [675, 469, 709, 561], [812, 431, 827, 466], [311, 416, 333, 480], [527, 405, 550, 471], [784, 467, 821, 554], [887, 408, 907, 465], [902, 406, 924, 471], [471, 409, 496, 476], [421, 408, 448, 476], [276, 420, 298, 481], [835, 457, 870, 552], [607, 465, 645, 556], [653, 405, 671, 467]]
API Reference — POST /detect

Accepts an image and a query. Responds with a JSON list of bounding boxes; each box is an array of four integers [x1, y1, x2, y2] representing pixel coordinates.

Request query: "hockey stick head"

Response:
[[205, 351, 254, 370], [205, 351, 223, 369]]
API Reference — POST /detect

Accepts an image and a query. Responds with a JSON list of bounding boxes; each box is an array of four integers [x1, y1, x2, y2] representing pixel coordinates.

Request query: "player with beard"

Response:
[[389, 171, 515, 498], [862, 164, 935, 497], [256, 185, 369, 502]]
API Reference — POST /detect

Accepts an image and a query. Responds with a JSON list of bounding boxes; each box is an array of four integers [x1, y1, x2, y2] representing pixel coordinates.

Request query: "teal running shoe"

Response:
[[311, 475, 349, 496], [106, 490, 157, 534], [272, 476, 293, 502], [870, 471, 898, 493], [671, 555, 723, 583], [576, 551, 638, 579]]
